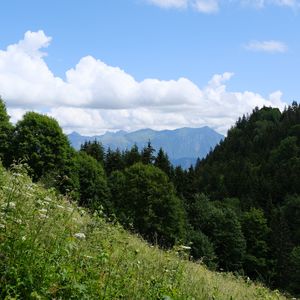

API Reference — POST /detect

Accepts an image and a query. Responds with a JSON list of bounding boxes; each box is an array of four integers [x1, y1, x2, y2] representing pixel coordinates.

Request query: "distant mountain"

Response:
[[68, 127, 224, 168]]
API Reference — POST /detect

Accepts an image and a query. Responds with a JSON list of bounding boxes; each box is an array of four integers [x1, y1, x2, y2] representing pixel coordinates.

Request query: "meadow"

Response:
[[0, 164, 288, 299]]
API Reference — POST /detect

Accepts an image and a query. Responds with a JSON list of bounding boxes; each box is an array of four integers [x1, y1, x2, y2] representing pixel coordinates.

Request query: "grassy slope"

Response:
[[0, 165, 287, 300]]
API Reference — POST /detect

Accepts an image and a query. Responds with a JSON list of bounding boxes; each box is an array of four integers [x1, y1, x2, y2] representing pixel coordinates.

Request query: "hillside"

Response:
[[68, 127, 224, 168], [0, 165, 287, 299]]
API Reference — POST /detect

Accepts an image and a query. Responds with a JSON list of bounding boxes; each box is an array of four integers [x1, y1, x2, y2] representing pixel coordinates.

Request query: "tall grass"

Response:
[[0, 164, 288, 299]]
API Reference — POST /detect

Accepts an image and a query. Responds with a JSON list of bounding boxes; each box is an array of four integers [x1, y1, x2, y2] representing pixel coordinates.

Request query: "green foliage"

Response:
[[154, 147, 173, 178], [0, 98, 13, 167], [0, 166, 287, 300], [80, 140, 105, 164], [141, 140, 156, 164], [76, 152, 110, 212], [104, 147, 124, 175], [189, 229, 217, 269], [288, 246, 300, 296], [11, 112, 73, 182], [283, 195, 300, 245], [187, 195, 246, 272], [123, 144, 141, 167], [110, 163, 186, 246], [241, 208, 270, 280]]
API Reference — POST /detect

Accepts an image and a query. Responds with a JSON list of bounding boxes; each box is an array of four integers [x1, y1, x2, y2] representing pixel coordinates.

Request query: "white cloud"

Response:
[[241, 0, 300, 8], [146, 0, 300, 12], [192, 0, 219, 13], [147, 0, 188, 9], [1, 31, 287, 135], [244, 40, 288, 53]]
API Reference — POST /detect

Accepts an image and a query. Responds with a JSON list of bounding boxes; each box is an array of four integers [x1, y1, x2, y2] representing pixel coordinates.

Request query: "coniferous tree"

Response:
[[154, 147, 172, 177], [104, 148, 124, 175], [141, 141, 155, 165], [123, 144, 141, 167], [80, 140, 105, 164]]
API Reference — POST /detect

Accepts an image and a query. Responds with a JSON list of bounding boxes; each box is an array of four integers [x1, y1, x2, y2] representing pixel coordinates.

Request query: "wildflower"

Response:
[[8, 202, 16, 209], [15, 219, 22, 224], [3, 186, 13, 191], [74, 232, 86, 240], [39, 208, 47, 214], [22, 236, 26, 241], [26, 184, 34, 191], [12, 173, 23, 177], [39, 213, 48, 219], [0, 224, 5, 229], [44, 196, 52, 202], [179, 245, 191, 250]]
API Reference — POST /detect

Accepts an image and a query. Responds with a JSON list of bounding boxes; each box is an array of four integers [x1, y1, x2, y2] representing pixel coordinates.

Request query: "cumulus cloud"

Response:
[[1, 31, 287, 135], [244, 40, 288, 53]]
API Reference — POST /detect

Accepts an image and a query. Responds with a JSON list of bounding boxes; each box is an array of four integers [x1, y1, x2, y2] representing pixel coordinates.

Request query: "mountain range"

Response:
[[68, 127, 224, 168]]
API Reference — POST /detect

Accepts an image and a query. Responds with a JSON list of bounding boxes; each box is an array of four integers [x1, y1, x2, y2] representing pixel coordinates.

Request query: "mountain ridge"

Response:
[[68, 127, 224, 168]]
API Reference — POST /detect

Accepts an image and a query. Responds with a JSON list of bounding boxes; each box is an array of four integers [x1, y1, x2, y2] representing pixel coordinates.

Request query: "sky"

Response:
[[0, 0, 299, 135]]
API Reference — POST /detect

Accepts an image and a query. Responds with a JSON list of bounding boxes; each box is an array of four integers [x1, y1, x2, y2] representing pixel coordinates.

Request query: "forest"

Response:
[[0, 98, 299, 297]]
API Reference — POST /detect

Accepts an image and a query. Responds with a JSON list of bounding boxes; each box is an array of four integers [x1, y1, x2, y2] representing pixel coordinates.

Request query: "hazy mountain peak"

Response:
[[68, 127, 224, 168]]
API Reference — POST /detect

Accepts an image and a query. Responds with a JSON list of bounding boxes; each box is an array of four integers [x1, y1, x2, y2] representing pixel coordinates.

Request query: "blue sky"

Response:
[[0, 0, 299, 135]]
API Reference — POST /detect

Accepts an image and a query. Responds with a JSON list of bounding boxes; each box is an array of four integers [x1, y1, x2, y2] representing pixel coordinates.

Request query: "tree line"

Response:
[[0, 97, 299, 297]]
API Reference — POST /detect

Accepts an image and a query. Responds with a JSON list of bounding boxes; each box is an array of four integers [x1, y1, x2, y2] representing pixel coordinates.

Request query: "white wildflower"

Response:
[[12, 173, 23, 177], [26, 185, 34, 191], [3, 186, 13, 191], [22, 236, 26, 241], [39, 213, 48, 219], [8, 202, 16, 209], [39, 208, 47, 214], [0, 224, 5, 229], [179, 245, 191, 250], [74, 232, 86, 240], [44, 196, 52, 202], [15, 219, 22, 224]]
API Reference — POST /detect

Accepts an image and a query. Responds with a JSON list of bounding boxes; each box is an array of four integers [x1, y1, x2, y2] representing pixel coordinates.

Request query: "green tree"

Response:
[[283, 195, 300, 246], [0, 98, 13, 167], [123, 144, 141, 167], [141, 141, 155, 165], [289, 246, 300, 296], [241, 208, 270, 280], [188, 195, 246, 271], [189, 229, 217, 269], [154, 148, 173, 178], [112, 163, 186, 246], [270, 208, 293, 288], [104, 148, 124, 175], [11, 112, 77, 192], [80, 140, 104, 164], [76, 152, 110, 212]]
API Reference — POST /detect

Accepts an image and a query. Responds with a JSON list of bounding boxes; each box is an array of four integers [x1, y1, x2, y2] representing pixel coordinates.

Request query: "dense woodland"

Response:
[[0, 98, 299, 297]]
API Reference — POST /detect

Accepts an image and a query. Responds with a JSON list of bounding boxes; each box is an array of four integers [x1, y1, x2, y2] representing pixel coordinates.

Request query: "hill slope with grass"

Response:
[[0, 164, 287, 300]]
